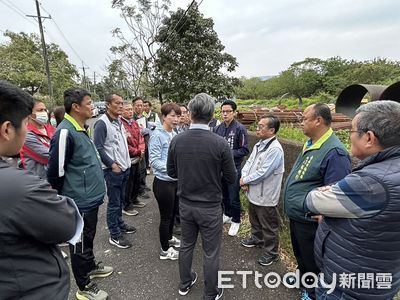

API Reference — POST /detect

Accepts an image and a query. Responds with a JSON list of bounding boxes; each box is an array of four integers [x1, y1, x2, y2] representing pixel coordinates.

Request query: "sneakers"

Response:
[[122, 208, 139, 216], [160, 246, 179, 260], [257, 255, 279, 266], [169, 236, 181, 248], [178, 271, 198, 296], [222, 214, 232, 224], [132, 201, 146, 208], [146, 168, 151, 175], [215, 288, 224, 299], [241, 237, 262, 248], [121, 224, 137, 234], [109, 236, 132, 249], [300, 289, 312, 300], [228, 222, 240, 236], [88, 261, 114, 279], [76, 282, 108, 300]]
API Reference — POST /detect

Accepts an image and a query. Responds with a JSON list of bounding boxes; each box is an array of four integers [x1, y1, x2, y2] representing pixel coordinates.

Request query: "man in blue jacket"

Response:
[[48, 88, 112, 300], [305, 101, 400, 300], [214, 99, 249, 236]]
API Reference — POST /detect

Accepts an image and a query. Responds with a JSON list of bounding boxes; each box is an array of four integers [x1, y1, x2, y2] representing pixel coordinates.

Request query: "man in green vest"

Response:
[[48, 88, 112, 300], [284, 103, 351, 300]]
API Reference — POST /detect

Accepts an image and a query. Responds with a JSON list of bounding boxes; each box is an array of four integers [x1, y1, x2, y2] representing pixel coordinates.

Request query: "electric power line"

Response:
[[39, 2, 88, 67], [0, 0, 38, 27]]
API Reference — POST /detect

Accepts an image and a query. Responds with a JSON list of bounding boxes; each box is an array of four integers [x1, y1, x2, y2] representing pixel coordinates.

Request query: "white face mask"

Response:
[[50, 117, 57, 127], [35, 111, 49, 125]]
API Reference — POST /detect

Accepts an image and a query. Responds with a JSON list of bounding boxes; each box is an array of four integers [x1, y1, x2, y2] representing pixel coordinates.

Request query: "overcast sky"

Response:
[[1, 0, 400, 80]]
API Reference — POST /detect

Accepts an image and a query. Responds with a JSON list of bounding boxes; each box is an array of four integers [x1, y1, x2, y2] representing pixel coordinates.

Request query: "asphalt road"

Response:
[[65, 116, 298, 300]]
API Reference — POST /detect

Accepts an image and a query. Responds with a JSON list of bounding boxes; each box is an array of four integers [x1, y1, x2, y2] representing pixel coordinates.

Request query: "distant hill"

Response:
[[259, 75, 275, 81]]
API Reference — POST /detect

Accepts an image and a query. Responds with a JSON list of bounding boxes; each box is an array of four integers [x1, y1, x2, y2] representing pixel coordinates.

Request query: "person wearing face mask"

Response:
[[20, 99, 55, 179]]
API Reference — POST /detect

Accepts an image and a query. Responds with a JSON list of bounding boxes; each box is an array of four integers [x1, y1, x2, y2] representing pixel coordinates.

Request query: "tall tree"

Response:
[[110, 0, 170, 97], [154, 2, 239, 102], [0, 31, 78, 105]]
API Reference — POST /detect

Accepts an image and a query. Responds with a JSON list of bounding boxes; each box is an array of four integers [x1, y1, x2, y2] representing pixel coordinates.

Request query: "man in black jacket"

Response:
[[0, 80, 79, 299], [167, 93, 236, 300]]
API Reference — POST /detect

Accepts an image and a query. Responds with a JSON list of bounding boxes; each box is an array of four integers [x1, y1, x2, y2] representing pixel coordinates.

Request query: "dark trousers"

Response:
[[144, 134, 150, 169], [153, 177, 178, 251], [124, 162, 140, 209], [138, 158, 147, 194], [179, 201, 222, 300], [69, 207, 98, 290], [249, 203, 279, 258], [290, 219, 320, 299], [104, 168, 129, 239], [222, 169, 241, 223]]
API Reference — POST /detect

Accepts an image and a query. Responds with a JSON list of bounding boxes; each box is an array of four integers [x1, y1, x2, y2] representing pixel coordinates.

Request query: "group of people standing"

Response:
[[1, 78, 400, 300]]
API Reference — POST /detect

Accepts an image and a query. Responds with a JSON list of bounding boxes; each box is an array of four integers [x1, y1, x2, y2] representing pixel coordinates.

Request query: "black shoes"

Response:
[[241, 237, 263, 248], [178, 272, 198, 296], [108, 236, 132, 249], [257, 255, 279, 266]]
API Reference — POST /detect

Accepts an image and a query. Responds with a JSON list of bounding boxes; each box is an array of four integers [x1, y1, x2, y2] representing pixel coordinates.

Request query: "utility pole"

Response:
[[93, 71, 96, 95], [80, 61, 89, 91], [28, 0, 53, 106]]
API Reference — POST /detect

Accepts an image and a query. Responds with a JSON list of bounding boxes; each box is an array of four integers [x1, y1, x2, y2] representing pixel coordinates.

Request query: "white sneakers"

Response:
[[222, 214, 232, 224], [169, 236, 181, 248], [160, 247, 179, 260], [223, 214, 240, 236], [228, 222, 240, 236]]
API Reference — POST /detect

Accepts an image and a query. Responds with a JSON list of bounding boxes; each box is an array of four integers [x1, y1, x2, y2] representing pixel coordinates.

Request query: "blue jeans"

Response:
[[222, 168, 241, 223], [104, 168, 129, 239]]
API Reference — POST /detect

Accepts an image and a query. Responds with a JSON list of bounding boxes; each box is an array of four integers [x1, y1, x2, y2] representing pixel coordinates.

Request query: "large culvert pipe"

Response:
[[379, 81, 400, 102], [336, 84, 387, 118]]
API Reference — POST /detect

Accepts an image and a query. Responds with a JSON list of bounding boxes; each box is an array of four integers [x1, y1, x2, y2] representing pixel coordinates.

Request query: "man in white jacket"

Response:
[[240, 115, 284, 266]]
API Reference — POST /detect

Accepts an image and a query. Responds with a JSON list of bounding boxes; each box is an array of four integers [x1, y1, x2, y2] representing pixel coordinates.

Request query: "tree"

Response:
[[278, 59, 323, 108], [110, 0, 170, 97], [0, 31, 78, 105], [154, 2, 239, 102]]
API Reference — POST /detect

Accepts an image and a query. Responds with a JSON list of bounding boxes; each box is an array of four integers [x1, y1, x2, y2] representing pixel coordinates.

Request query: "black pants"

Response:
[[249, 203, 279, 258], [138, 158, 147, 194], [69, 207, 98, 290], [179, 201, 223, 300], [144, 134, 150, 169], [153, 177, 178, 251], [290, 219, 319, 299], [124, 162, 140, 209]]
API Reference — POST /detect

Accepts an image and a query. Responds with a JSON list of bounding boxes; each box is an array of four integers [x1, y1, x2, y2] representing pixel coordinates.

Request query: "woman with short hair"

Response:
[[149, 103, 181, 260]]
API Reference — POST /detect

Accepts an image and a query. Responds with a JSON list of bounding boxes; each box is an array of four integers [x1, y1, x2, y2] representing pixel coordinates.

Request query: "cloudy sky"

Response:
[[1, 0, 399, 80]]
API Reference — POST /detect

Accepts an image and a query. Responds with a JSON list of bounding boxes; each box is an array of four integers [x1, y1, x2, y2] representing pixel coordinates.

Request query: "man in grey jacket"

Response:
[[240, 115, 284, 266], [94, 93, 136, 249], [0, 80, 79, 299]]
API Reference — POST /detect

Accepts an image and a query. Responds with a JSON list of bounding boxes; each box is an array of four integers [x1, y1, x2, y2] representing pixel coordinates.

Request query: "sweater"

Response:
[[167, 125, 237, 206]]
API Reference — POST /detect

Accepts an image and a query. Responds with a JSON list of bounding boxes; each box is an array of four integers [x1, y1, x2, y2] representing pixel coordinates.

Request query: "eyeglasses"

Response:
[[221, 110, 233, 114], [256, 124, 269, 130]]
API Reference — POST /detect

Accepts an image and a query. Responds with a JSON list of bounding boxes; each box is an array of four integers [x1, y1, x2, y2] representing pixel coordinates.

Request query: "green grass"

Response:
[[249, 124, 351, 151]]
